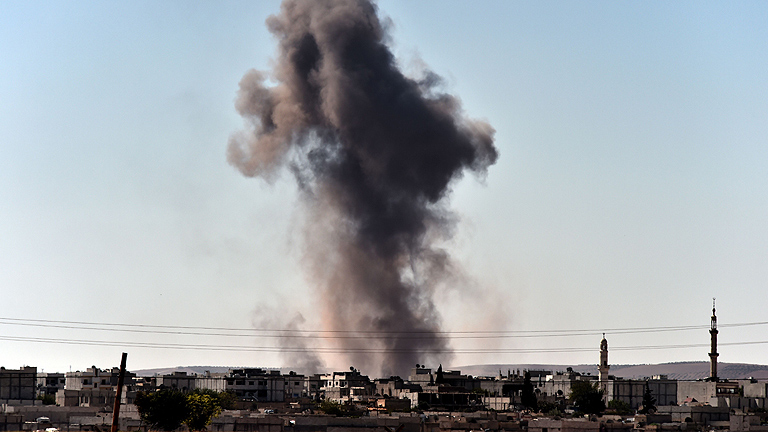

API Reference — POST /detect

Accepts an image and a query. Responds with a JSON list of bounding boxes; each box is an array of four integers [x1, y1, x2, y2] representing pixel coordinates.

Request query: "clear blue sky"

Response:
[[1, 0, 767, 374]]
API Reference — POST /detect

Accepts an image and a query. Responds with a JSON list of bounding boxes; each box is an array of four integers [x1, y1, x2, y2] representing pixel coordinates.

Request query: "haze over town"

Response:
[[1, 0, 767, 375]]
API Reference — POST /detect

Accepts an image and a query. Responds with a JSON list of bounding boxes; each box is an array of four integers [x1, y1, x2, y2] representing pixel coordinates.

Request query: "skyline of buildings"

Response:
[[1, 304, 766, 431]]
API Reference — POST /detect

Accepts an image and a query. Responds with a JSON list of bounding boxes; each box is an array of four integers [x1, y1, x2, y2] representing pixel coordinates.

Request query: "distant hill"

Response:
[[133, 362, 768, 380], [456, 362, 768, 381]]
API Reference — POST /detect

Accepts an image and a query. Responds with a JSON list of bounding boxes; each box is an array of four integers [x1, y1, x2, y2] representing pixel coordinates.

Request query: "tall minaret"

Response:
[[709, 298, 719, 381], [599, 333, 609, 382]]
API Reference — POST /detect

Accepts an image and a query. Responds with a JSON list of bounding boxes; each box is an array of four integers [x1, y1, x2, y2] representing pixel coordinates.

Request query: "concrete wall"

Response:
[[196, 376, 228, 392], [227, 370, 286, 402], [0, 413, 23, 431], [482, 396, 515, 411], [529, 419, 600, 432], [36, 373, 66, 396], [744, 383, 768, 398], [606, 380, 644, 409], [677, 381, 716, 404], [655, 405, 729, 424], [0, 366, 36, 401], [606, 379, 678, 409], [647, 380, 677, 407], [157, 372, 196, 391]]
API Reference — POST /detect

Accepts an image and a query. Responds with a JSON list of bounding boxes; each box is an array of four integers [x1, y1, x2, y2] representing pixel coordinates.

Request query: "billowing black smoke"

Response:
[[228, 0, 497, 377]]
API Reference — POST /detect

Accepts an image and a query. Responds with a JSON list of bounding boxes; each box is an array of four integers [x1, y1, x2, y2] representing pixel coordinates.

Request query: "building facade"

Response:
[[0, 366, 37, 403]]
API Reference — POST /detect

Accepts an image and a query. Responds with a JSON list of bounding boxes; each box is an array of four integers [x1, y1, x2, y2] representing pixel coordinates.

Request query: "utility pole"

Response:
[[709, 299, 718, 381], [111, 353, 128, 432]]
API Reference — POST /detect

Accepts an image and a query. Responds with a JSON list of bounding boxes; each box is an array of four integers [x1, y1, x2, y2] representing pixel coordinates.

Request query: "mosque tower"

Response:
[[709, 298, 719, 381], [599, 333, 609, 382]]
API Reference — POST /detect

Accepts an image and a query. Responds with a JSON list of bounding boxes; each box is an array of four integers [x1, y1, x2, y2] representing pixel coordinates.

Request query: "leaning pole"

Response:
[[111, 352, 128, 432]]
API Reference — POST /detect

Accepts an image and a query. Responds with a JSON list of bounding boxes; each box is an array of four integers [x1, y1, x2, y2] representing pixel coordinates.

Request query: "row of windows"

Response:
[[226, 379, 269, 386], [81, 379, 109, 385]]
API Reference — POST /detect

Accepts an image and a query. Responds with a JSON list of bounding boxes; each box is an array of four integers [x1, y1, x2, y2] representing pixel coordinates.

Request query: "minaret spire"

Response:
[[709, 298, 718, 381], [599, 333, 610, 402], [599, 333, 609, 382]]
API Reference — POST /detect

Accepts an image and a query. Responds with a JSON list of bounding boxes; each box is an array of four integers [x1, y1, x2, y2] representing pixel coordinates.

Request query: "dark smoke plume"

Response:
[[253, 308, 324, 375], [228, 0, 497, 377]]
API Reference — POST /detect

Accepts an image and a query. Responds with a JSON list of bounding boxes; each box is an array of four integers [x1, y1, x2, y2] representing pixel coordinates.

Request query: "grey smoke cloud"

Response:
[[253, 308, 324, 375], [229, 0, 497, 377]]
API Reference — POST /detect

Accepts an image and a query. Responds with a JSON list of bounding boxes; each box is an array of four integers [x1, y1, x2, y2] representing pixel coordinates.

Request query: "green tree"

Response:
[[135, 390, 191, 431], [607, 399, 633, 415], [318, 400, 344, 416], [37, 394, 57, 405], [185, 393, 222, 431], [190, 388, 218, 397], [569, 381, 605, 414], [521, 371, 538, 410], [639, 382, 657, 414], [537, 401, 560, 415], [217, 390, 238, 410], [190, 389, 237, 410]]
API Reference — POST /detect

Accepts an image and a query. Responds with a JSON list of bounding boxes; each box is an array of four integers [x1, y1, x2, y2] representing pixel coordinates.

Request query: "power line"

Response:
[[0, 334, 766, 354], [0, 320, 702, 339], [0, 316, 765, 339]]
